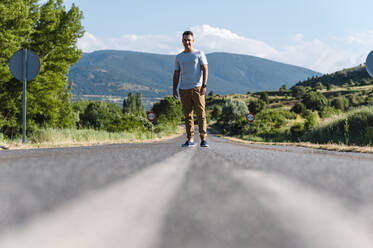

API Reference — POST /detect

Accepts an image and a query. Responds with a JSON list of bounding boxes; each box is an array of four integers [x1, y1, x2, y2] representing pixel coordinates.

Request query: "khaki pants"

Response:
[[179, 86, 207, 141]]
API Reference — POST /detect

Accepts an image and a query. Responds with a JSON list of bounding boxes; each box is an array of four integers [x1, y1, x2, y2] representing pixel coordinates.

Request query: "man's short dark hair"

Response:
[[182, 31, 194, 37]]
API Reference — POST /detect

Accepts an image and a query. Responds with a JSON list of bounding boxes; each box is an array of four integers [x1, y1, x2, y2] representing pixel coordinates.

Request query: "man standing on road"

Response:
[[173, 31, 209, 148]]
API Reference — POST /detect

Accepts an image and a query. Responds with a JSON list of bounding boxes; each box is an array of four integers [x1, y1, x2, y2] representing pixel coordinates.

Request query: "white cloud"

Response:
[[78, 24, 277, 58], [77, 25, 373, 74], [274, 32, 373, 73], [273, 35, 360, 73], [77, 32, 179, 54], [348, 31, 373, 46], [189, 25, 278, 58]]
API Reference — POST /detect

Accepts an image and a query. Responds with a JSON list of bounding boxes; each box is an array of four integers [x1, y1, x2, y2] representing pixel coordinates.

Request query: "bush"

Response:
[[248, 100, 266, 114], [367, 96, 373, 105], [281, 110, 297, 120], [221, 99, 248, 123], [291, 102, 306, 115], [260, 92, 270, 104], [303, 110, 319, 130], [320, 106, 340, 118], [331, 97, 346, 110], [211, 105, 222, 120], [292, 86, 306, 99], [153, 114, 179, 133], [348, 94, 364, 107], [290, 122, 305, 139], [252, 109, 287, 136], [315, 82, 325, 90], [79, 101, 122, 130], [302, 91, 328, 111], [107, 114, 147, 133]]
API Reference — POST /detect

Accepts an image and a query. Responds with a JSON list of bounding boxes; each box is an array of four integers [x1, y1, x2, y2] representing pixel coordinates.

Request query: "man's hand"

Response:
[[200, 87, 207, 96], [173, 89, 178, 99]]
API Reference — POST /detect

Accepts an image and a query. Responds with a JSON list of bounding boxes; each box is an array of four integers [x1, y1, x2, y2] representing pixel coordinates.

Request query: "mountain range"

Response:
[[68, 50, 321, 99]]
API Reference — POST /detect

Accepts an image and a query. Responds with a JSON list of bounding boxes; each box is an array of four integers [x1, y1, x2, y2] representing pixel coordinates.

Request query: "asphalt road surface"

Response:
[[1, 133, 373, 248]]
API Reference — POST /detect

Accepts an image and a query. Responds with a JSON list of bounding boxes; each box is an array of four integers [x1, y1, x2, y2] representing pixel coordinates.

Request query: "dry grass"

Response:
[[217, 135, 373, 154], [0, 126, 184, 150]]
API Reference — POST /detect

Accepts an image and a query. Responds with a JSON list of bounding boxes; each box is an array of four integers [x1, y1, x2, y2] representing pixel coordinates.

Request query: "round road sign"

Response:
[[147, 112, 157, 121], [246, 113, 255, 122], [9, 49, 40, 81], [366, 50, 373, 77]]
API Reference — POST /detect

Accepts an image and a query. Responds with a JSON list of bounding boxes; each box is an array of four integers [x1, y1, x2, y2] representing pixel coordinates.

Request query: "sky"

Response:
[[46, 0, 373, 73]]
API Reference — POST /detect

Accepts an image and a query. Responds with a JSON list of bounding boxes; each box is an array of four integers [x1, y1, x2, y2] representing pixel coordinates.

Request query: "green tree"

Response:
[[79, 101, 121, 130], [260, 91, 270, 104], [315, 82, 325, 90], [0, 0, 84, 137], [331, 97, 345, 110], [0, 0, 40, 137], [125, 92, 136, 114], [135, 92, 145, 116], [122, 98, 128, 114], [122, 92, 145, 115], [248, 100, 266, 114], [291, 86, 306, 99], [291, 102, 306, 115], [302, 91, 328, 112], [151, 96, 182, 123], [279, 84, 287, 92]]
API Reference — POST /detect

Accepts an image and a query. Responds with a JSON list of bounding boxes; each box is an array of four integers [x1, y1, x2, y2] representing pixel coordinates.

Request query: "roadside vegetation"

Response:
[[206, 65, 373, 147], [0, 1, 182, 148], [0, 93, 183, 148]]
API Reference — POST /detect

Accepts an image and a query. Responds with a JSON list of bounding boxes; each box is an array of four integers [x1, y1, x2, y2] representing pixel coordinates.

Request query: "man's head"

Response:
[[182, 31, 194, 51]]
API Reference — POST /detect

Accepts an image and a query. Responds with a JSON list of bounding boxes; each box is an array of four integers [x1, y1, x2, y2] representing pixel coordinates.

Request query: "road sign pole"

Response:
[[9, 48, 40, 144], [249, 123, 252, 141], [22, 49, 28, 144]]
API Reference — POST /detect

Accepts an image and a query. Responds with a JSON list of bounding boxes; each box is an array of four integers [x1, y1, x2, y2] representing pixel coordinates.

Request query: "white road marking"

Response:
[[234, 170, 373, 248], [0, 149, 195, 248]]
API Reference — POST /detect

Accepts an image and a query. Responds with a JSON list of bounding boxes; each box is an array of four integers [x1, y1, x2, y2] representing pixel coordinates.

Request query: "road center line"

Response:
[[234, 170, 373, 248], [0, 149, 195, 248]]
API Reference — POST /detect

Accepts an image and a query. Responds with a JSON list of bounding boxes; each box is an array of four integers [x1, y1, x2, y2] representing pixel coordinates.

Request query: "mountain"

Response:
[[293, 64, 372, 88], [68, 50, 321, 99]]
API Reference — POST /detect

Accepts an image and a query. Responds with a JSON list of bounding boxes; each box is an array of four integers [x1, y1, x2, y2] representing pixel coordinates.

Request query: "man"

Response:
[[173, 31, 209, 148]]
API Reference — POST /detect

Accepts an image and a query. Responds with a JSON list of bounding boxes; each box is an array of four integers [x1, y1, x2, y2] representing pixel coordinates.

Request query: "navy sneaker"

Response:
[[182, 140, 195, 147], [200, 140, 209, 147]]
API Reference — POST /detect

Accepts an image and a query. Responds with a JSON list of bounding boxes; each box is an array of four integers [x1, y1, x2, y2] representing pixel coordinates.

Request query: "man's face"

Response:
[[182, 35, 194, 50]]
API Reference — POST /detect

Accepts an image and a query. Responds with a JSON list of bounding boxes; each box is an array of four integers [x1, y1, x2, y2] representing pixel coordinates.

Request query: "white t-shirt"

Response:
[[174, 50, 208, 90]]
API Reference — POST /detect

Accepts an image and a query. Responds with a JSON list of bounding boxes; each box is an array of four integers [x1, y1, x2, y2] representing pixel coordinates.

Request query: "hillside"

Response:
[[205, 63, 373, 146], [293, 64, 373, 88], [68, 50, 321, 99]]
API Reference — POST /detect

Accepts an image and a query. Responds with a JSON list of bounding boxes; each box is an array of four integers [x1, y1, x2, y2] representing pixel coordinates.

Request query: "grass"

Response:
[[0, 126, 184, 150], [304, 106, 373, 146], [219, 135, 373, 154]]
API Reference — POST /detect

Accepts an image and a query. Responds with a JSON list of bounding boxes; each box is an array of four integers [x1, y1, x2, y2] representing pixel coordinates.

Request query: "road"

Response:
[[0, 133, 373, 248]]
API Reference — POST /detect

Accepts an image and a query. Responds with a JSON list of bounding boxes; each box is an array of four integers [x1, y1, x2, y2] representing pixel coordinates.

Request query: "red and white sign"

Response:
[[246, 113, 255, 122], [147, 112, 157, 121]]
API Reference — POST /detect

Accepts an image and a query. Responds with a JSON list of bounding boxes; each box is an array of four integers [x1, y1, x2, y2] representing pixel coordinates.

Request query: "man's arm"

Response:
[[173, 70, 180, 99], [201, 64, 208, 95]]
